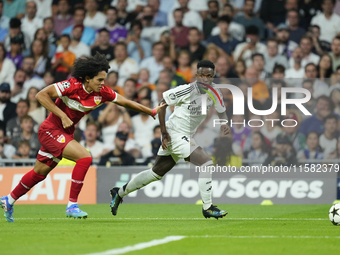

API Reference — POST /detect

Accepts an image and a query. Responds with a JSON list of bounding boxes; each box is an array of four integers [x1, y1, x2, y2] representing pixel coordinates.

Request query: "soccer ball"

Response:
[[329, 203, 340, 225]]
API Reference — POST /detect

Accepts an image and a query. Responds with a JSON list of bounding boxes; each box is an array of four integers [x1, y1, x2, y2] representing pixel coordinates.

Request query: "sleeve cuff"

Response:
[[111, 92, 118, 102]]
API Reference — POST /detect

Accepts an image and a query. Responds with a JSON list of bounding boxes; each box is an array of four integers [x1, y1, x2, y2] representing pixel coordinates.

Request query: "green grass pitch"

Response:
[[0, 204, 338, 255]]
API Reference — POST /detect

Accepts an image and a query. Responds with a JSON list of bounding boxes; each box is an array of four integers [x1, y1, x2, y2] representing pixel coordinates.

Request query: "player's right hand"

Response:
[[61, 116, 73, 129], [161, 132, 171, 150]]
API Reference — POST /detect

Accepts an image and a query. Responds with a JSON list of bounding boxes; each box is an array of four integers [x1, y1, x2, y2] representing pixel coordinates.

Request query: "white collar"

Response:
[[82, 83, 91, 94]]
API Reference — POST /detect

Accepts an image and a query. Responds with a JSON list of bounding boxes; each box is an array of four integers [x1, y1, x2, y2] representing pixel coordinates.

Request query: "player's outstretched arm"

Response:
[[36, 85, 73, 129], [114, 94, 166, 119]]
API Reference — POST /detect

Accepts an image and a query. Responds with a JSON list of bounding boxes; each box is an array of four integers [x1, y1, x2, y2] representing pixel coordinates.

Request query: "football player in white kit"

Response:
[[110, 60, 230, 219]]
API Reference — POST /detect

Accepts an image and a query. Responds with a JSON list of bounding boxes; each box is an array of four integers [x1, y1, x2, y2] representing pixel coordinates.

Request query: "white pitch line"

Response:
[[13, 217, 328, 221], [189, 235, 340, 239], [83, 235, 186, 255], [83, 234, 340, 255]]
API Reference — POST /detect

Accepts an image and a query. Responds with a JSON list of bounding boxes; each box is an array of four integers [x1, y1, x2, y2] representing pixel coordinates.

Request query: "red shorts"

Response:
[[37, 122, 74, 168]]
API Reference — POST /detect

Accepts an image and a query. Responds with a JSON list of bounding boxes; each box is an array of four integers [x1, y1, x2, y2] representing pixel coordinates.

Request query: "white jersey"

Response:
[[163, 82, 226, 137]]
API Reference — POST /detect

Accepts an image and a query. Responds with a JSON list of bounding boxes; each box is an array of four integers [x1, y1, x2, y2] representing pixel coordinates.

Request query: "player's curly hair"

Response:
[[197, 60, 215, 70], [71, 52, 110, 81]]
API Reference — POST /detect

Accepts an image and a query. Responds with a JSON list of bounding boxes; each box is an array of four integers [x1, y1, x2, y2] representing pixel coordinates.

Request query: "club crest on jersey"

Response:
[[57, 135, 66, 143], [169, 93, 176, 100], [94, 96, 102, 105], [62, 81, 70, 89]]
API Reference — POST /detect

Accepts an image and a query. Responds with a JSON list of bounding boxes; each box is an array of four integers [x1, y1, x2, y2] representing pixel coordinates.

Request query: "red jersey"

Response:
[[44, 77, 117, 134]]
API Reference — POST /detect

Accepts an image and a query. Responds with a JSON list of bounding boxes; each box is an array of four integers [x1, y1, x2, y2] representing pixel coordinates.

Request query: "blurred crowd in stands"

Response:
[[0, 0, 340, 167]]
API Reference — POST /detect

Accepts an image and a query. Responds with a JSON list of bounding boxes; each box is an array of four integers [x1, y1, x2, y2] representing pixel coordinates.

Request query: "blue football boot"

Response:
[[66, 204, 88, 219], [110, 187, 123, 216], [202, 205, 228, 219], [0, 196, 14, 223]]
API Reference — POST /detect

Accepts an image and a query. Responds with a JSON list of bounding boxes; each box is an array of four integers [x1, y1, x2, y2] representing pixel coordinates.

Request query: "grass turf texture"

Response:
[[0, 204, 337, 255]]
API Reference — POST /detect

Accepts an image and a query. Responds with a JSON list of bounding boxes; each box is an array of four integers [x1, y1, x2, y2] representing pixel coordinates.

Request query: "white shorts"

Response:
[[157, 129, 199, 163]]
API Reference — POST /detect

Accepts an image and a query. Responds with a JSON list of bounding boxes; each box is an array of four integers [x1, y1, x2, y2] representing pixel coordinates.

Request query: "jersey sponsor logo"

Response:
[[57, 134, 66, 143], [169, 93, 176, 100], [94, 96, 102, 105], [62, 81, 71, 89]]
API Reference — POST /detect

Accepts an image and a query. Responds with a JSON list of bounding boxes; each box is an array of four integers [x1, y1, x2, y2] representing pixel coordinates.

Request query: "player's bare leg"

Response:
[[1, 160, 54, 222], [110, 155, 176, 216], [62, 140, 92, 219], [187, 147, 228, 219]]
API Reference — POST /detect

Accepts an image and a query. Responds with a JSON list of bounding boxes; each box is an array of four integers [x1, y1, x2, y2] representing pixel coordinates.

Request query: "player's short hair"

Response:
[[197, 60, 215, 71], [20, 115, 34, 123], [71, 52, 110, 81], [18, 140, 30, 148], [251, 53, 264, 61], [324, 114, 338, 123], [336, 65, 340, 72]]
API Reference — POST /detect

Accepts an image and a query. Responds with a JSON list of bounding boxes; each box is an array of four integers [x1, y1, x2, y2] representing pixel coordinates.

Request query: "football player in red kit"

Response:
[[0, 53, 165, 222]]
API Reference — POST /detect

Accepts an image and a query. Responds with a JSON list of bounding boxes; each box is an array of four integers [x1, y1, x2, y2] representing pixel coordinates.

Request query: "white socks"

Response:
[[67, 201, 77, 208], [7, 194, 16, 205], [198, 161, 213, 210], [116, 163, 213, 211], [118, 168, 162, 198]]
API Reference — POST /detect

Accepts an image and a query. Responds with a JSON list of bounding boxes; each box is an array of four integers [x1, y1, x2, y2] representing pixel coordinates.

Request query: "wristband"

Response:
[[151, 109, 157, 117]]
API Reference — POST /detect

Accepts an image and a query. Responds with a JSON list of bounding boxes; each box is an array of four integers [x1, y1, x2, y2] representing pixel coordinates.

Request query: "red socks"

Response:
[[69, 157, 92, 203], [11, 170, 47, 200], [10, 157, 92, 203]]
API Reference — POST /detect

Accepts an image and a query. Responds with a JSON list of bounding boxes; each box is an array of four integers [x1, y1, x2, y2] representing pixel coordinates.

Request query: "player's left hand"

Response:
[[220, 124, 230, 135], [151, 102, 167, 119], [61, 115, 73, 129]]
